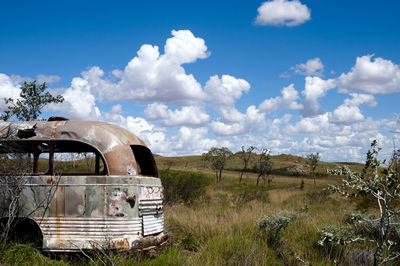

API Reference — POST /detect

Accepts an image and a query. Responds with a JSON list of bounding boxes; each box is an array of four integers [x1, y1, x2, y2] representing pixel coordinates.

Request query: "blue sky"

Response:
[[1, 0, 399, 161]]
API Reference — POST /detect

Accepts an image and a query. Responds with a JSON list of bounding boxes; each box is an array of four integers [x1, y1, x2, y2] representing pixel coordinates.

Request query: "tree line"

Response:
[[202, 146, 320, 186]]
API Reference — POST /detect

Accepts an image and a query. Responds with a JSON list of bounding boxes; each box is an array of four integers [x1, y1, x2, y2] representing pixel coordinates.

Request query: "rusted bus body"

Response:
[[0, 120, 167, 252]]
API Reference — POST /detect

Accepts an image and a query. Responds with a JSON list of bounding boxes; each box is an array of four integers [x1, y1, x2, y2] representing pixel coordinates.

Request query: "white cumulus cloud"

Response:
[[144, 103, 210, 127], [293, 57, 324, 76], [255, 0, 311, 27], [110, 104, 123, 114], [210, 105, 266, 136], [286, 113, 330, 134], [300, 76, 336, 117], [37, 74, 61, 84], [50, 77, 101, 120], [164, 30, 210, 64], [204, 74, 252, 124], [337, 55, 400, 94], [330, 93, 377, 125], [259, 84, 303, 112], [205, 74, 250, 106], [86, 30, 209, 103], [331, 105, 365, 125], [170, 127, 217, 155], [344, 93, 377, 107], [0, 74, 20, 111]]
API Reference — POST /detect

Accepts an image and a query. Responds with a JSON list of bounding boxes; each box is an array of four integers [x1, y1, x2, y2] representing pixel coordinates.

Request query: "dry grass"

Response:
[[158, 168, 353, 265]]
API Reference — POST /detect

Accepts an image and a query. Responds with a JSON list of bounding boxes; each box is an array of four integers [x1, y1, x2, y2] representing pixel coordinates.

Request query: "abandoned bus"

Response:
[[0, 119, 167, 252]]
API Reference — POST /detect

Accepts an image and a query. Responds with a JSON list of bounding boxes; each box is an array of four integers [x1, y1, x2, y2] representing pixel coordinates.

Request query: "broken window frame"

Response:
[[131, 145, 158, 177], [0, 140, 109, 176]]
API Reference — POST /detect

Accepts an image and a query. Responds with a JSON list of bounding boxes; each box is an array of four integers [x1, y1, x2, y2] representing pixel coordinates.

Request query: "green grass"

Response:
[[0, 243, 69, 265]]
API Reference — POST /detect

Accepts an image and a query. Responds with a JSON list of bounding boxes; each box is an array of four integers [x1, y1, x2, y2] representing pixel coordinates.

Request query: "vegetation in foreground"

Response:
[[1, 145, 399, 265]]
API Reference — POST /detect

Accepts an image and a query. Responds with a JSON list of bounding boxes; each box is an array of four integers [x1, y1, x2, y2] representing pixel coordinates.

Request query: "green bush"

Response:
[[159, 169, 211, 204], [317, 225, 357, 248], [257, 211, 300, 245], [316, 225, 374, 265]]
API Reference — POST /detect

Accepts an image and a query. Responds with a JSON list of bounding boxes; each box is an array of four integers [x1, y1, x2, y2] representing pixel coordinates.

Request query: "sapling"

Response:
[[327, 140, 400, 265]]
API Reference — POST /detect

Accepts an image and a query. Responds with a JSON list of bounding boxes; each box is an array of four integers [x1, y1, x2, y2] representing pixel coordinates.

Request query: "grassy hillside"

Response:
[[155, 153, 364, 178]]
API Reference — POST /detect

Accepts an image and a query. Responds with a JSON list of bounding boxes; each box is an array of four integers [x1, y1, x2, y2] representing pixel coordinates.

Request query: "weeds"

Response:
[[227, 183, 270, 205]]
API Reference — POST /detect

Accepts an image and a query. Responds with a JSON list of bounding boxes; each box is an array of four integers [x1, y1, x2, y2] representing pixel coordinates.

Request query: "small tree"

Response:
[[306, 152, 320, 186], [255, 148, 273, 185], [0, 80, 64, 121], [239, 145, 255, 183], [202, 147, 232, 184], [327, 141, 400, 265], [0, 80, 64, 246]]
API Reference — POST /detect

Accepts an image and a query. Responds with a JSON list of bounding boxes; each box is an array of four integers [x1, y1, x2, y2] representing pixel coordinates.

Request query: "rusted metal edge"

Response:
[[43, 232, 168, 253], [22, 184, 163, 187], [131, 232, 168, 250]]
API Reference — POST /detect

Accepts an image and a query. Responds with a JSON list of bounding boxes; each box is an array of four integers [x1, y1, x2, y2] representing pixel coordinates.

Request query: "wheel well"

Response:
[[0, 218, 43, 248]]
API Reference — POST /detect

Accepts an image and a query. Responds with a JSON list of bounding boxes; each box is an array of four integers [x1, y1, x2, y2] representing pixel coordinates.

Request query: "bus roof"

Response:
[[0, 120, 148, 156]]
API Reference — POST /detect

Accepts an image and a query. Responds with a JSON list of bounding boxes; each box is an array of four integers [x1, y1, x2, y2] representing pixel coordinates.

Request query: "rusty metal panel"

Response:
[[139, 198, 164, 236], [9, 175, 166, 251], [142, 214, 164, 236], [38, 217, 142, 251], [138, 199, 163, 214]]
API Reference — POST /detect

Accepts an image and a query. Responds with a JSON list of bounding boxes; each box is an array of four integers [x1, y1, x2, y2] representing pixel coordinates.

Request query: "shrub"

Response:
[[317, 225, 357, 248], [327, 141, 400, 265], [159, 169, 211, 204], [257, 211, 300, 245], [316, 225, 374, 265], [344, 212, 400, 246]]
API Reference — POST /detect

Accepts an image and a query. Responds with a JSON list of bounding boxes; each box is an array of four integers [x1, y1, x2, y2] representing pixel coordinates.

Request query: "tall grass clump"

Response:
[[192, 235, 280, 265], [226, 183, 270, 205]]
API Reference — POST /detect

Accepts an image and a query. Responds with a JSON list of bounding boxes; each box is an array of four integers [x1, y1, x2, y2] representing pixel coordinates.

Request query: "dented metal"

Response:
[[0, 120, 167, 252]]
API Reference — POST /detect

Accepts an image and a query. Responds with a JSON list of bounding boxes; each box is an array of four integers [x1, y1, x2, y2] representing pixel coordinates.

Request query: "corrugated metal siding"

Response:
[[139, 199, 164, 236], [37, 217, 142, 250], [143, 214, 164, 236]]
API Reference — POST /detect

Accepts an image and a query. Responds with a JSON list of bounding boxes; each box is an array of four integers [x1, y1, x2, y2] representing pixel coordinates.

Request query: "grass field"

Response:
[[0, 154, 385, 265]]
